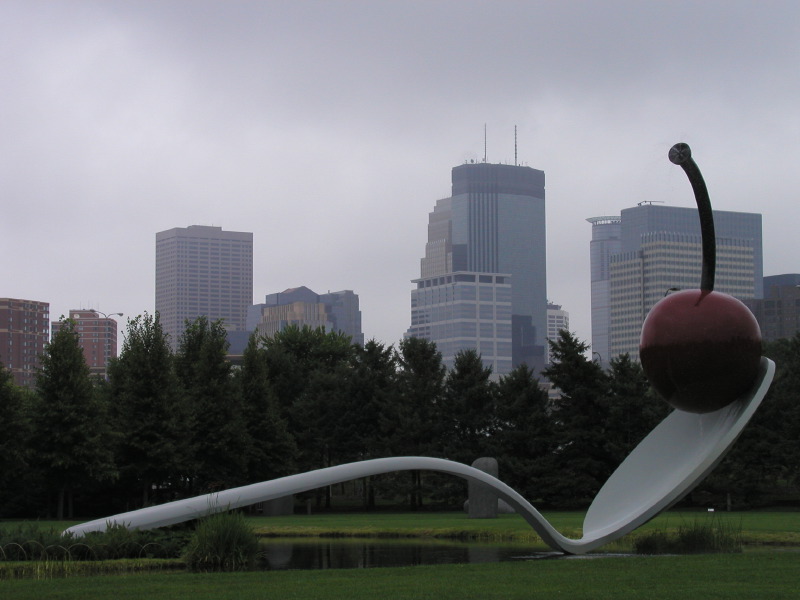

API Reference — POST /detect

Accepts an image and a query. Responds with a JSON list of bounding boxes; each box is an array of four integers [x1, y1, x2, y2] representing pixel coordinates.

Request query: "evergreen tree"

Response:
[[108, 312, 190, 506], [347, 339, 398, 507], [763, 335, 800, 486], [238, 332, 298, 484], [605, 353, 668, 466], [348, 339, 397, 461], [292, 361, 353, 503], [541, 330, 611, 508], [393, 337, 447, 456], [442, 349, 496, 463], [701, 335, 800, 507], [0, 362, 34, 515], [494, 363, 553, 503], [176, 316, 249, 493], [393, 337, 447, 508], [33, 318, 116, 518]]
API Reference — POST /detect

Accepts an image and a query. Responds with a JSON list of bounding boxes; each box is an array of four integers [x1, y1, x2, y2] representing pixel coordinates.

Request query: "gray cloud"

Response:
[[2, 0, 798, 349]]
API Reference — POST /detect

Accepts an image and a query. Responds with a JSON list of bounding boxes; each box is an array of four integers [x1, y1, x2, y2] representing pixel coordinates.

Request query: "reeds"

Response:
[[0, 558, 184, 580], [182, 510, 260, 572], [633, 514, 743, 554]]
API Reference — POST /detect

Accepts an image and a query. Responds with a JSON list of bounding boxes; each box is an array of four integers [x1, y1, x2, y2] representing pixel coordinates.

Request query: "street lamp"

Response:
[[89, 309, 123, 320]]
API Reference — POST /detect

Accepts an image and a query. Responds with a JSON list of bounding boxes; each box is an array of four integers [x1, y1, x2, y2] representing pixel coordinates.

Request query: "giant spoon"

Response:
[[67, 144, 774, 554]]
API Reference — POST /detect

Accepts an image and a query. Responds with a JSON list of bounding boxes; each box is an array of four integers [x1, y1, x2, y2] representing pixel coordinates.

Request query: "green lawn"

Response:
[[3, 553, 799, 599], [244, 509, 800, 547], [3, 509, 800, 599], [9, 508, 800, 547]]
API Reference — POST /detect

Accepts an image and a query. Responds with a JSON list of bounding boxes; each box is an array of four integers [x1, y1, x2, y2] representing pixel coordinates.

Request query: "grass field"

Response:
[[243, 509, 800, 547], [3, 510, 799, 598], [2, 553, 799, 599], [9, 508, 800, 547]]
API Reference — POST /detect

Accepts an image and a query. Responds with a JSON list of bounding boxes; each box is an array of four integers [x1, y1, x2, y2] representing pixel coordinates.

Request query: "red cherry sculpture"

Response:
[[640, 289, 761, 413], [639, 143, 762, 413]]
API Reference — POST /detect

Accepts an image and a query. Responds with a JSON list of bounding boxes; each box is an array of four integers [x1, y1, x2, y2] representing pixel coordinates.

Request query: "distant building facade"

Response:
[[407, 162, 547, 376], [591, 204, 762, 361], [155, 225, 253, 349], [0, 298, 50, 388], [745, 274, 800, 343], [248, 286, 364, 345], [586, 216, 622, 366], [51, 309, 119, 379], [409, 272, 513, 375], [545, 302, 570, 365]]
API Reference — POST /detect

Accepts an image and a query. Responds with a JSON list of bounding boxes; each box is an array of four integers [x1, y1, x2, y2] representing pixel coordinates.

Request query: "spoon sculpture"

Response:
[[66, 144, 774, 554]]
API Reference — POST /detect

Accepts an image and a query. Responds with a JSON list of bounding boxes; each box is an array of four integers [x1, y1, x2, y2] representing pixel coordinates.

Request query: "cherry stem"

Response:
[[669, 143, 715, 292]]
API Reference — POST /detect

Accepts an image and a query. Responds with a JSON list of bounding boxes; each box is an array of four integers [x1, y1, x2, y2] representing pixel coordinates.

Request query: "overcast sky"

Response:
[[2, 0, 799, 352]]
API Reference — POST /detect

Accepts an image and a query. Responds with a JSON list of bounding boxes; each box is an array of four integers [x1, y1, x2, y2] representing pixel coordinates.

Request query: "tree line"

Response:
[[1, 313, 798, 520]]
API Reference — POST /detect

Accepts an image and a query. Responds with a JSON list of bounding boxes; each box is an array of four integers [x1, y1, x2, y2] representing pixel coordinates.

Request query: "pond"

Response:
[[258, 537, 572, 570]]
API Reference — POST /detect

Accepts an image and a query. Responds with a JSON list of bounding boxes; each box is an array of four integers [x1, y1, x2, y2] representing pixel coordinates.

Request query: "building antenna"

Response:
[[514, 125, 518, 166], [483, 123, 487, 163]]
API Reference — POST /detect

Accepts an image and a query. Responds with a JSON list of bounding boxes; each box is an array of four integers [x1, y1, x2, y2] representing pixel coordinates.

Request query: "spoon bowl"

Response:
[[579, 356, 774, 551]]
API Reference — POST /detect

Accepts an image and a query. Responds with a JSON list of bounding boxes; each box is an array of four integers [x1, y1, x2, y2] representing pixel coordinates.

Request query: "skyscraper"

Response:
[[51, 309, 120, 379], [589, 204, 762, 361], [247, 286, 364, 345], [155, 225, 253, 349], [0, 297, 49, 388], [745, 274, 800, 342], [546, 302, 570, 365], [586, 216, 622, 366], [407, 162, 547, 376]]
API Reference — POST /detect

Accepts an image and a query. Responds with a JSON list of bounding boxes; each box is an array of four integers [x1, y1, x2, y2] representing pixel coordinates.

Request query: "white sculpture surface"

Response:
[[65, 357, 774, 554]]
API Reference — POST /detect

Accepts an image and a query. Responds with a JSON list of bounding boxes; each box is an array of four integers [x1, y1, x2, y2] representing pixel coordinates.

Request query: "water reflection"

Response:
[[259, 538, 542, 571]]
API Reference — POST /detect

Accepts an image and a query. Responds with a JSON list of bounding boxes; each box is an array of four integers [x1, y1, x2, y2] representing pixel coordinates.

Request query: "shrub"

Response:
[[674, 517, 742, 553], [78, 523, 191, 560], [0, 522, 190, 562], [0, 523, 64, 561], [632, 529, 671, 555], [183, 510, 259, 572]]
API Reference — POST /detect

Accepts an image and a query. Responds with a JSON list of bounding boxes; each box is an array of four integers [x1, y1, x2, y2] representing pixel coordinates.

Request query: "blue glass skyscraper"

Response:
[[408, 162, 547, 376]]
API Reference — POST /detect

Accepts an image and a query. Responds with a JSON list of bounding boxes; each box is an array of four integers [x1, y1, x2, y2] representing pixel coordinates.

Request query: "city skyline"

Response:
[[3, 2, 799, 351]]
